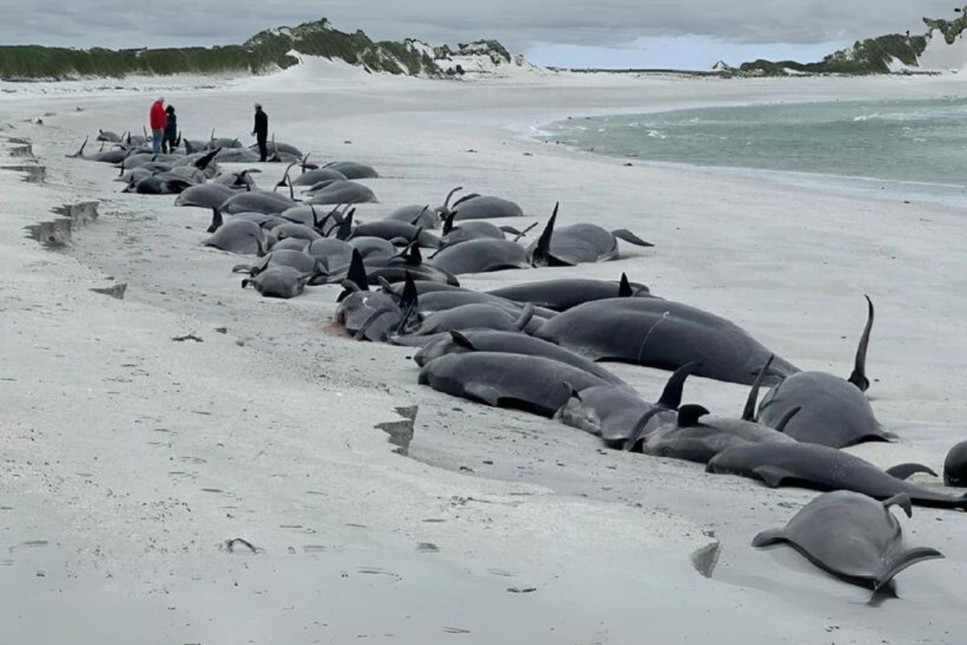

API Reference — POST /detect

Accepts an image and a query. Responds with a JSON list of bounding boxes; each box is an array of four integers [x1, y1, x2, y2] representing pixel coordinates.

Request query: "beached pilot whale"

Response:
[[414, 330, 625, 386], [528, 203, 653, 267], [395, 287, 555, 319], [122, 172, 195, 195], [706, 442, 967, 511], [427, 238, 531, 275], [174, 183, 242, 232], [536, 297, 798, 386], [218, 189, 297, 216], [203, 219, 266, 255], [436, 186, 524, 221], [232, 249, 324, 278], [944, 440, 967, 486], [556, 362, 697, 448], [753, 490, 944, 594], [323, 161, 379, 179], [435, 211, 530, 249], [418, 352, 611, 418], [487, 273, 651, 311], [307, 179, 378, 205], [382, 204, 440, 229], [638, 403, 798, 464], [335, 273, 418, 342], [241, 265, 312, 299], [630, 357, 799, 460], [392, 303, 537, 346], [347, 220, 439, 248], [286, 167, 348, 188], [756, 296, 894, 448]]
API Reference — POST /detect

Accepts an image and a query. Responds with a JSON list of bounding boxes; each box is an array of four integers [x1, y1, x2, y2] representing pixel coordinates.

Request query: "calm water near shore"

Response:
[[537, 97, 967, 207]]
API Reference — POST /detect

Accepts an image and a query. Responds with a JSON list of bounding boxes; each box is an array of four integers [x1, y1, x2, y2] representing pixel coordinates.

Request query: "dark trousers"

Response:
[[257, 136, 267, 162]]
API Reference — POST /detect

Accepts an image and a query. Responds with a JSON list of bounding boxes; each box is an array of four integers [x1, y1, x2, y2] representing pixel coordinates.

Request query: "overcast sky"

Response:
[[2, 2, 961, 69]]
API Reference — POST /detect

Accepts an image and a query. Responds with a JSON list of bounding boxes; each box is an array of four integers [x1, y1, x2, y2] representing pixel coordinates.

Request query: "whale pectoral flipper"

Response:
[[743, 355, 775, 421], [208, 208, 224, 234], [881, 493, 913, 518], [874, 547, 944, 591], [752, 466, 795, 488], [774, 406, 802, 433], [513, 222, 539, 242], [622, 406, 666, 452], [611, 229, 655, 247], [449, 330, 476, 350], [514, 303, 535, 331], [464, 382, 503, 407], [751, 528, 787, 548], [561, 381, 581, 401]]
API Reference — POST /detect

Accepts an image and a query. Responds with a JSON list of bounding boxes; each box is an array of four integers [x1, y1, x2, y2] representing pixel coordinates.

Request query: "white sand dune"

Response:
[[2, 65, 967, 643]]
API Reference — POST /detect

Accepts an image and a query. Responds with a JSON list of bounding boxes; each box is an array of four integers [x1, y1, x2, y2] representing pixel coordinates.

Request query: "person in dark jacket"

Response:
[[162, 105, 178, 154], [252, 103, 268, 162], [149, 96, 166, 154]]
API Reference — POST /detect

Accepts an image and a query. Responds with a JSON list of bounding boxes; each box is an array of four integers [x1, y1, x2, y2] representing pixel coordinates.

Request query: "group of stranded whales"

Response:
[[70, 124, 967, 599]]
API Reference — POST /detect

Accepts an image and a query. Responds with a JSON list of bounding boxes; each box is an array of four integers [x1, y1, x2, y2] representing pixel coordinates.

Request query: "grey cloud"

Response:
[[0, 1, 959, 52]]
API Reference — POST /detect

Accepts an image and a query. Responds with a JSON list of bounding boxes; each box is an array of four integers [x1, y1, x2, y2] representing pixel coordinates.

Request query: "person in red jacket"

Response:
[[149, 97, 166, 154]]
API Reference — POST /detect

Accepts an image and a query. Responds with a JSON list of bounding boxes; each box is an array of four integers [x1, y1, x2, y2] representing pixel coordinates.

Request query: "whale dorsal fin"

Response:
[[848, 295, 874, 391], [395, 272, 419, 334], [882, 493, 913, 518], [618, 273, 632, 297], [347, 248, 369, 292], [657, 362, 700, 409], [885, 463, 937, 481], [531, 203, 571, 267], [442, 211, 456, 235], [677, 404, 710, 428]]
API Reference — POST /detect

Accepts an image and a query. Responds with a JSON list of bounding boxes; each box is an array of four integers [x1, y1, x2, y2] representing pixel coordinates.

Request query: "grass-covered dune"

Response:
[[0, 44, 280, 80], [738, 33, 928, 76], [0, 18, 478, 81], [735, 7, 967, 76]]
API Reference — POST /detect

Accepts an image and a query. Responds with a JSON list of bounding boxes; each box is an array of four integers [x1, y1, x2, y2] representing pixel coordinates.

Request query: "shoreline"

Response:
[[527, 96, 967, 210], [2, 69, 967, 643]]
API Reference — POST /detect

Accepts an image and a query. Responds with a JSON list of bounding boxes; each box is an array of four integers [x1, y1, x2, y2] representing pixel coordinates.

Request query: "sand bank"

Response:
[[2, 64, 966, 643]]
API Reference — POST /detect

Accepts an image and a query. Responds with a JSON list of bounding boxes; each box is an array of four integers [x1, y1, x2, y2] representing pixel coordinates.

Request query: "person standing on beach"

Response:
[[162, 105, 178, 154], [252, 103, 268, 162], [149, 97, 166, 154]]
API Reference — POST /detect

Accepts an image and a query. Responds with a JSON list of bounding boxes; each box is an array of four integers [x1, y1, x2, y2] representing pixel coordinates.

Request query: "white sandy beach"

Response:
[[2, 60, 967, 643]]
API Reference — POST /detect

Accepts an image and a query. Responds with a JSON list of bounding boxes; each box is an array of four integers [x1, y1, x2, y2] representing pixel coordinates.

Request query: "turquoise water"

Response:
[[538, 97, 967, 202]]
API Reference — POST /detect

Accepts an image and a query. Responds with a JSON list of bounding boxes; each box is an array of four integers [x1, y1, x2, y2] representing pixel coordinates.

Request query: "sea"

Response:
[[536, 97, 967, 208]]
